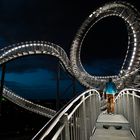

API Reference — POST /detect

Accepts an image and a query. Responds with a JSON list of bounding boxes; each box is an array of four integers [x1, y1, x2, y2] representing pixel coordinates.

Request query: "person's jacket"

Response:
[[104, 81, 117, 95]]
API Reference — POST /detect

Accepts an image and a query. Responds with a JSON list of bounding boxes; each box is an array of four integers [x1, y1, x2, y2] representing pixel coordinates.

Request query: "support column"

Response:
[[72, 77, 76, 97], [56, 61, 60, 111], [0, 64, 6, 116]]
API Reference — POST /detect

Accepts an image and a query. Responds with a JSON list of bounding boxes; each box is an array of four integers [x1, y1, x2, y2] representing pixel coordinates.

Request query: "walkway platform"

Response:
[[91, 114, 135, 140]]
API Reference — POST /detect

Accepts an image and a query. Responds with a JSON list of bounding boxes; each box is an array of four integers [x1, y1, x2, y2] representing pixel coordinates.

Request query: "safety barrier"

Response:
[[115, 88, 140, 140], [32, 89, 101, 140]]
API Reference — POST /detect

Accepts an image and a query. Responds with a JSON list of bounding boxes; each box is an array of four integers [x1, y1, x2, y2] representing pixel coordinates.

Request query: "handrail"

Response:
[[115, 88, 140, 100], [32, 89, 101, 140], [115, 88, 140, 140]]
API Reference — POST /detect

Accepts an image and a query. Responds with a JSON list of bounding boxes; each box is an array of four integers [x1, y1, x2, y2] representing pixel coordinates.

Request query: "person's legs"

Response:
[[106, 94, 111, 114], [106, 94, 109, 113], [110, 95, 115, 113]]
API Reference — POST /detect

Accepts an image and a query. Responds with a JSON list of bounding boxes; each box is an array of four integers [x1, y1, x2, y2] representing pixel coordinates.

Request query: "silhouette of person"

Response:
[[104, 78, 117, 114]]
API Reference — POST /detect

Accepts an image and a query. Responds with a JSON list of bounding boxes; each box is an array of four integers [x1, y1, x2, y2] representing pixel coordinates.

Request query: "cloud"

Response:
[[5, 80, 56, 99], [4, 55, 58, 74], [83, 58, 122, 76], [4, 69, 83, 99], [4, 69, 57, 99]]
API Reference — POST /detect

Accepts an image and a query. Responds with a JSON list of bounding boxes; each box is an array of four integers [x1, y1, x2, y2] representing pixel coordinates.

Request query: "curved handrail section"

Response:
[[0, 41, 73, 75], [32, 89, 101, 140], [115, 88, 140, 139], [3, 87, 56, 118]]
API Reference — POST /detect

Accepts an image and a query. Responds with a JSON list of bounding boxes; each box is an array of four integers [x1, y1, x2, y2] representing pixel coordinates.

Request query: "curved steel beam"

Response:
[[70, 1, 140, 88], [2, 87, 56, 118], [0, 41, 73, 76], [0, 41, 73, 118]]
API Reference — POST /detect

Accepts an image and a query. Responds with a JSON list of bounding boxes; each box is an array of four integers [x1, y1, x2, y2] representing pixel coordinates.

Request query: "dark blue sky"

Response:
[[0, 0, 139, 99]]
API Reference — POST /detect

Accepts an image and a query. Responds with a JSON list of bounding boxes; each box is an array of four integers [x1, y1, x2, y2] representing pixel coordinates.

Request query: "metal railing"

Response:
[[32, 89, 101, 140], [115, 88, 140, 140]]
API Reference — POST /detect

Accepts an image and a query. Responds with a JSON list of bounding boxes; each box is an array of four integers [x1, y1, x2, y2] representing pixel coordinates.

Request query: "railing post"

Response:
[[132, 91, 136, 137], [96, 94, 100, 116], [89, 92, 94, 133], [123, 93, 127, 118], [120, 94, 123, 114], [122, 94, 126, 116], [81, 95, 87, 140], [135, 96, 140, 140], [117, 96, 121, 113], [115, 99, 118, 114], [90, 93, 96, 133], [126, 92, 130, 121], [62, 113, 70, 140]]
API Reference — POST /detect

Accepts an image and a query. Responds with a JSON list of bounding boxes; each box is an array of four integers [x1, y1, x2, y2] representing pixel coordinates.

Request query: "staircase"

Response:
[[90, 114, 135, 140]]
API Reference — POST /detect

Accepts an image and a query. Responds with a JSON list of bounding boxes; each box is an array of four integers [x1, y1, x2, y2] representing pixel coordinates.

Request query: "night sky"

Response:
[[0, 0, 140, 99]]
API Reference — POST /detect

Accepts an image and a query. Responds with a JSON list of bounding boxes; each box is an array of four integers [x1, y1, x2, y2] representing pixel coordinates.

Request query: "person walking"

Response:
[[104, 78, 117, 114]]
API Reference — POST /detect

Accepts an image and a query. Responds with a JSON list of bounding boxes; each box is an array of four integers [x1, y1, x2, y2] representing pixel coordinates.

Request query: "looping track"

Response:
[[1, 1, 140, 118]]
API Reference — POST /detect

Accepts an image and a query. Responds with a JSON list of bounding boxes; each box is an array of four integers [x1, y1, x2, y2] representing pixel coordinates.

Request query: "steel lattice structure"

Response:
[[70, 1, 140, 88], [0, 41, 73, 75], [3, 86, 56, 118], [1, 1, 140, 118], [0, 41, 73, 118]]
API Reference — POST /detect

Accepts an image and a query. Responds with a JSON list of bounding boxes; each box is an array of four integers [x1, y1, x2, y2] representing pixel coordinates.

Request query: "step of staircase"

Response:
[[96, 114, 130, 130], [90, 128, 135, 140], [91, 114, 135, 140]]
